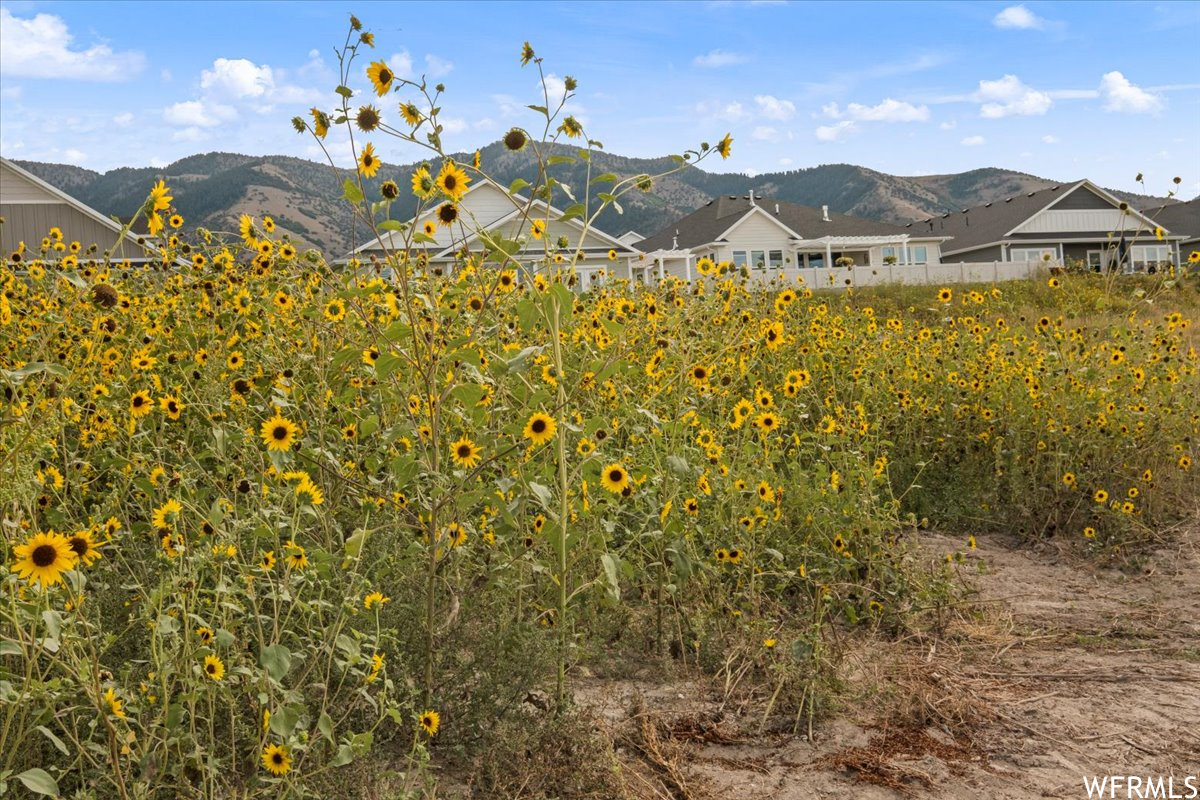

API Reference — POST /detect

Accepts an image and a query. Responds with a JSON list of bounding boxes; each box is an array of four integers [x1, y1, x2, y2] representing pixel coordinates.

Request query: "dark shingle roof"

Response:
[[636, 195, 921, 252], [916, 181, 1092, 255], [1148, 198, 1200, 242]]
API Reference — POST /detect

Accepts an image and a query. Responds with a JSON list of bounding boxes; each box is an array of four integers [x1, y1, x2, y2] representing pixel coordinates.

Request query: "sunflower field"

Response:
[[2, 17, 1198, 800]]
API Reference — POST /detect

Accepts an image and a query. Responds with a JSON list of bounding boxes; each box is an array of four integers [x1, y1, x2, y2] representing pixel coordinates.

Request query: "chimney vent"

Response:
[[821, 205, 830, 222], [774, 203, 780, 214], [749, 189, 756, 206]]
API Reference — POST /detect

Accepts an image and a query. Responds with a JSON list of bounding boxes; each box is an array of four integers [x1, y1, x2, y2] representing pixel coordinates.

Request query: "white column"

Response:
[[685, 255, 693, 283], [824, 240, 832, 268], [902, 239, 910, 267], [657, 258, 664, 282]]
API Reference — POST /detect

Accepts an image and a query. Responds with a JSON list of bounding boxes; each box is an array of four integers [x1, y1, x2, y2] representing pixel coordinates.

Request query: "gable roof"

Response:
[[637, 194, 924, 253], [1, 157, 150, 257], [1147, 198, 1200, 243], [914, 179, 1170, 255]]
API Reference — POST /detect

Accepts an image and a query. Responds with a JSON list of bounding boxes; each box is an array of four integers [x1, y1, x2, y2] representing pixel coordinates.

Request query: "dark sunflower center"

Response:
[[531, 419, 546, 433], [133, 396, 145, 407], [364, 154, 375, 166], [439, 205, 457, 223], [272, 425, 289, 441], [379, 68, 392, 84], [32, 543, 59, 567], [206, 663, 217, 674], [168, 402, 178, 413], [272, 752, 284, 765], [609, 469, 622, 482], [68, 537, 88, 556], [443, 174, 457, 190], [457, 445, 471, 458]]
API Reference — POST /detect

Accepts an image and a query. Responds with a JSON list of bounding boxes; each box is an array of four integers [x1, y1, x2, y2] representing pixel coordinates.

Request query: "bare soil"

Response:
[[577, 526, 1200, 799]]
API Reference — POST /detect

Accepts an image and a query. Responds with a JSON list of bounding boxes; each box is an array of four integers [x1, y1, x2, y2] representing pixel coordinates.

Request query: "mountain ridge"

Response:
[[11, 143, 1179, 257]]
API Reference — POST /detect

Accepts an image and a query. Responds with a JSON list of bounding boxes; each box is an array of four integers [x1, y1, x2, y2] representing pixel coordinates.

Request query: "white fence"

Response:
[[743, 260, 1048, 290]]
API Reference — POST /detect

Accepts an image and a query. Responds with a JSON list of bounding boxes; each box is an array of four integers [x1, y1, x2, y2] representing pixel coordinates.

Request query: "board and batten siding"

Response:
[[0, 203, 140, 257], [1011, 208, 1136, 235]]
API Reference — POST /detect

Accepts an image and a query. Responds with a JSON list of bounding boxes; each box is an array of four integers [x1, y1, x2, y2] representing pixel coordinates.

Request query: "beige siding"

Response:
[[1, 202, 138, 257], [0, 162, 59, 204], [722, 209, 796, 251], [1012, 208, 1132, 235]]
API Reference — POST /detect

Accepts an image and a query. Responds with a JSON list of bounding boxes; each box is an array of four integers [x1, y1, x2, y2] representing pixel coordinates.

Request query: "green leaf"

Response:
[[260, 644, 292, 682], [16, 769, 58, 796], [359, 414, 380, 437], [35, 725, 69, 756], [331, 744, 355, 767], [527, 104, 548, 114], [335, 85, 354, 98], [318, 712, 335, 743], [375, 355, 404, 381], [528, 482, 554, 510], [0, 641, 20, 656], [41, 611, 61, 640], [560, 203, 585, 221], [508, 178, 530, 195], [590, 173, 618, 184], [666, 456, 690, 476], [269, 704, 301, 737], [343, 530, 368, 561], [377, 220, 405, 232], [600, 553, 621, 603], [548, 155, 576, 166], [1, 362, 68, 384], [343, 179, 364, 204]]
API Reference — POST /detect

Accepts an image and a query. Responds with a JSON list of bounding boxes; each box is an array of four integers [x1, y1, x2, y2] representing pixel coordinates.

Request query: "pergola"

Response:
[[791, 234, 913, 267]]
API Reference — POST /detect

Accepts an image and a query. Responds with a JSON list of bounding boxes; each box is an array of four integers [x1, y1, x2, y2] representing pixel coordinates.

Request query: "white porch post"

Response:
[[824, 239, 832, 268], [902, 238, 910, 267], [657, 258, 665, 282], [685, 254, 693, 283]]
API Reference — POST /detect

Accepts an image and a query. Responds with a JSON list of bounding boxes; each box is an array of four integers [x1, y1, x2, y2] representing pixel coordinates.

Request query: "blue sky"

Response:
[[1, 1, 1197, 196]]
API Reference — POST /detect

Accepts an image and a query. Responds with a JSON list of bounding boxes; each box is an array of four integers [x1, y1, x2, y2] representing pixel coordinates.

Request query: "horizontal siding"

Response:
[[722, 210, 795, 249], [1052, 187, 1113, 210]]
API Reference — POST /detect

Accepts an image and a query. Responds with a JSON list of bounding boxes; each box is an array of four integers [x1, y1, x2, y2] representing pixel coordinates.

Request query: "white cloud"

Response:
[[0, 8, 145, 81], [693, 49, 747, 68], [389, 51, 414, 78], [939, 120, 957, 130], [113, 112, 134, 127], [823, 98, 929, 122], [439, 117, 469, 134], [474, 117, 497, 130], [171, 127, 210, 143], [752, 126, 778, 141], [778, 157, 793, 166], [815, 121, 856, 142], [695, 100, 747, 121], [200, 58, 274, 99], [1099, 71, 1164, 113], [1042, 134, 1059, 144], [0, 85, 21, 100], [976, 75, 1052, 117], [755, 94, 795, 120], [542, 74, 570, 105], [64, 148, 87, 162], [961, 135, 986, 146], [163, 100, 236, 128], [993, 5, 1046, 30], [424, 54, 453, 78]]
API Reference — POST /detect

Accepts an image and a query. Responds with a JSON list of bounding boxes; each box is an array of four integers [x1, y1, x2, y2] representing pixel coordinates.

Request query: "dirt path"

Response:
[[578, 526, 1200, 799]]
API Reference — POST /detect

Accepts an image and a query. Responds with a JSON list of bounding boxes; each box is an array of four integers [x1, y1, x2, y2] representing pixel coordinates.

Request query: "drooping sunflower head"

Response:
[[716, 132, 733, 159], [66, 528, 103, 567], [400, 102, 423, 127], [366, 60, 395, 97], [503, 127, 528, 152], [436, 203, 459, 228], [355, 104, 381, 132]]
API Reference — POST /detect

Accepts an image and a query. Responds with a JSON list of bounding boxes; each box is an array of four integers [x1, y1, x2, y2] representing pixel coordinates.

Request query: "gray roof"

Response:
[[918, 179, 1178, 255], [637, 195, 924, 253], [1148, 198, 1200, 243]]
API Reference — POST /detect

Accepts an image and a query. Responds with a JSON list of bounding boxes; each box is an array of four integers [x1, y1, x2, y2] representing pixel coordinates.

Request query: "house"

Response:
[[0, 157, 155, 263], [343, 177, 640, 288], [1146, 198, 1199, 267], [914, 179, 1188, 273], [631, 192, 950, 285]]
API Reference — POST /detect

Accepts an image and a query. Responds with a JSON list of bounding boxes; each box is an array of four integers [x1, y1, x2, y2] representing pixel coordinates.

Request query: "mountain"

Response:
[[12, 144, 1177, 257]]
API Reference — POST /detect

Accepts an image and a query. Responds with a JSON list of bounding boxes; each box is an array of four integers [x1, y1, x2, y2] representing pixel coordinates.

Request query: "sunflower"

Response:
[[130, 390, 153, 418], [436, 162, 470, 202], [400, 102, 423, 126], [600, 463, 630, 494], [716, 132, 733, 159], [261, 744, 292, 776], [12, 530, 78, 588], [149, 179, 172, 212], [151, 499, 183, 531], [310, 107, 329, 139], [366, 60, 395, 96], [450, 436, 481, 469], [324, 298, 347, 322], [364, 591, 390, 610], [260, 550, 277, 570], [530, 219, 546, 240], [358, 143, 381, 178], [159, 395, 183, 421], [418, 710, 440, 736], [523, 412, 557, 445], [284, 540, 308, 570], [422, 221, 437, 237], [937, 287, 952, 303], [411, 166, 435, 199], [754, 412, 780, 433], [104, 687, 127, 718], [436, 203, 459, 228], [355, 104, 381, 132], [503, 128, 528, 151], [261, 412, 300, 452], [202, 654, 225, 681], [558, 115, 583, 138], [66, 528, 103, 567]]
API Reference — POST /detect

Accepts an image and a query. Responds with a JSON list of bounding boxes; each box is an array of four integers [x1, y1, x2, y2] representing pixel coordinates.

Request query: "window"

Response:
[[881, 245, 928, 265], [1010, 247, 1057, 262], [768, 249, 783, 269], [1131, 245, 1170, 273], [751, 249, 765, 269], [732, 250, 748, 268], [807, 254, 824, 269]]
